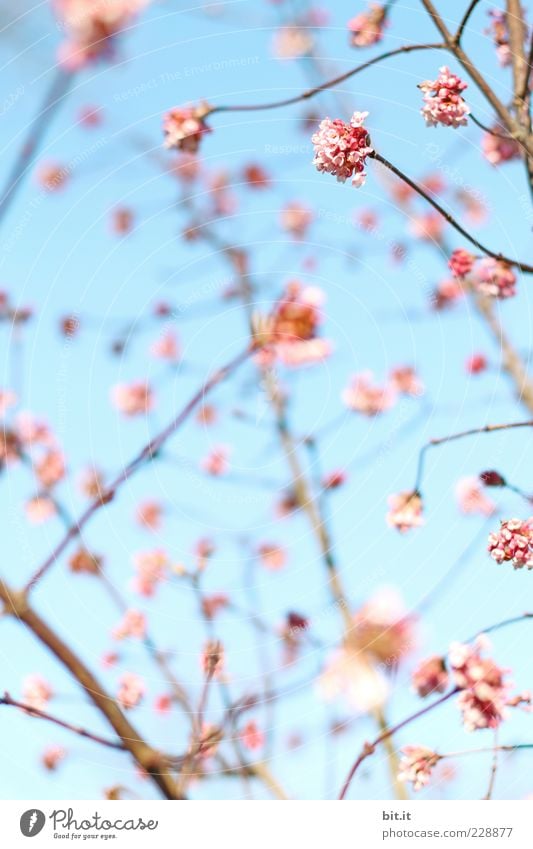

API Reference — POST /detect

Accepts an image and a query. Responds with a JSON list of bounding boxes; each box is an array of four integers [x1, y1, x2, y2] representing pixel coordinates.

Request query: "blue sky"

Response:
[[0, 0, 532, 800]]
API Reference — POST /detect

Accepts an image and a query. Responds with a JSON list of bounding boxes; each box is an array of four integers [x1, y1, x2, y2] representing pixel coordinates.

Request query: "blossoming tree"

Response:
[[0, 0, 532, 801]]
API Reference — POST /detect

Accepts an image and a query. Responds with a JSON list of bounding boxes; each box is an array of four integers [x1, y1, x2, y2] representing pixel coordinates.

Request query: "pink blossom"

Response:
[[409, 211, 444, 243], [449, 640, 509, 731], [258, 543, 287, 571], [201, 593, 230, 620], [34, 450, 66, 489], [171, 153, 201, 183], [389, 366, 424, 397], [398, 746, 440, 790], [201, 444, 230, 476], [431, 278, 464, 310], [347, 4, 386, 47], [69, 547, 102, 575], [131, 549, 168, 596], [455, 477, 496, 517], [272, 25, 314, 59], [154, 694, 172, 714], [54, 0, 151, 70], [0, 389, 17, 417], [117, 672, 145, 709], [111, 207, 134, 235], [486, 9, 512, 66], [78, 104, 103, 127], [466, 353, 488, 374], [35, 161, 69, 192], [419, 66, 470, 128], [342, 371, 397, 416], [240, 721, 265, 751], [482, 128, 521, 165], [26, 496, 57, 524], [242, 163, 270, 189], [271, 281, 324, 344], [280, 202, 313, 238], [322, 469, 347, 490], [351, 588, 416, 668], [112, 609, 147, 641], [135, 499, 163, 530], [412, 655, 449, 698], [41, 744, 66, 771], [448, 248, 474, 278], [15, 413, 54, 447], [386, 491, 424, 533], [201, 640, 224, 678], [150, 329, 180, 362], [311, 111, 373, 188], [473, 258, 517, 299], [22, 675, 53, 710], [276, 338, 332, 367], [318, 649, 389, 712], [488, 518, 533, 570], [111, 381, 153, 416], [163, 103, 212, 152]]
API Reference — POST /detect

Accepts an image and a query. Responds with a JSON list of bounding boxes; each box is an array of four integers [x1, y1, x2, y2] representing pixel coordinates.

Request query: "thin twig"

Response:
[[454, 0, 484, 45]]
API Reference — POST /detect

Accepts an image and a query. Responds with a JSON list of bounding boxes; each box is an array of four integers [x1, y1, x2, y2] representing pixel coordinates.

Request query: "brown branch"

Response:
[[0, 692, 125, 750], [369, 151, 533, 273], [414, 419, 533, 492], [506, 0, 533, 197], [24, 344, 253, 592], [0, 579, 181, 799], [339, 688, 459, 799], [210, 43, 445, 114], [453, 0, 484, 45]]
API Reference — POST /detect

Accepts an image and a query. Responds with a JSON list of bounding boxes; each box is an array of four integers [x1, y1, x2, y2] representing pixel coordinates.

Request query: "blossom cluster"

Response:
[[488, 518, 533, 570], [419, 67, 470, 129], [347, 4, 387, 48], [448, 250, 517, 299], [54, 0, 150, 69], [311, 112, 373, 188]]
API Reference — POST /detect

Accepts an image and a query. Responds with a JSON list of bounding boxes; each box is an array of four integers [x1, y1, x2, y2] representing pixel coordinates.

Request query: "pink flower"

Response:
[[117, 672, 145, 709], [351, 588, 416, 668], [280, 202, 313, 238], [312, 111, 373, 187], [322, 469, 347, 490], [449, 640, 509, 731], [201, 444, 230, 476], [69, 548, 102, 575], [271, 281, 324, 343], [78, 466, 105, 499], [455, 477, 496, 516], [78, 104, 103, 127], [258, 543, 287, 571], [150, 329, 180, 362], [35, 161, 68, 192], [26, 496, 56, 524], [112, 609, 147, 641], [135, 499, 163, 530], [419, 66, 470, 128], [398, 745, 440, 790], [243, 163, 270, 189], [409, 211, 444, 243], [34, 450, 66, 489], [201, 640, 224, 678], [473, 258, 517, 299], [347, 4, 386, 47], [486, 9, 512, 66], [389, 366, 424, 397], [387, 491, 424, 533], [342, 371, 397, 416], [41, 744, 66, 771], [23, 675, 53, 710], [466, 353, 488, 374], [111, 381, 153, 416], [412, 655, 449, 698], [54, 0, 151, 70], [162, 103, 212, 153], [488, 518, 533, 569], [131, 549, 168, 596], [272, 25, 314, 59], [482, 128, 521, 165], [154, 694, 172, 714], [431, 278, 464, 310], [240, 721, 265, 751], [318, 650, 389, 712], [276, 338, 332, 367], [0, 389, 17, 417], [201, 593, 230, 620], [449, 248, 474, 278], [111, 207, 134, 235]]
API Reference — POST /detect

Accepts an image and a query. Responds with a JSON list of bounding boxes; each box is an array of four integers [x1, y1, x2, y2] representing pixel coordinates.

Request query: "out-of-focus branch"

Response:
[[0, 69, 72, 229], [0, 579, 181, 799], [24, 344, 254, 592], [506, 0, 533, 195], [0, 691, 126, 750]]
